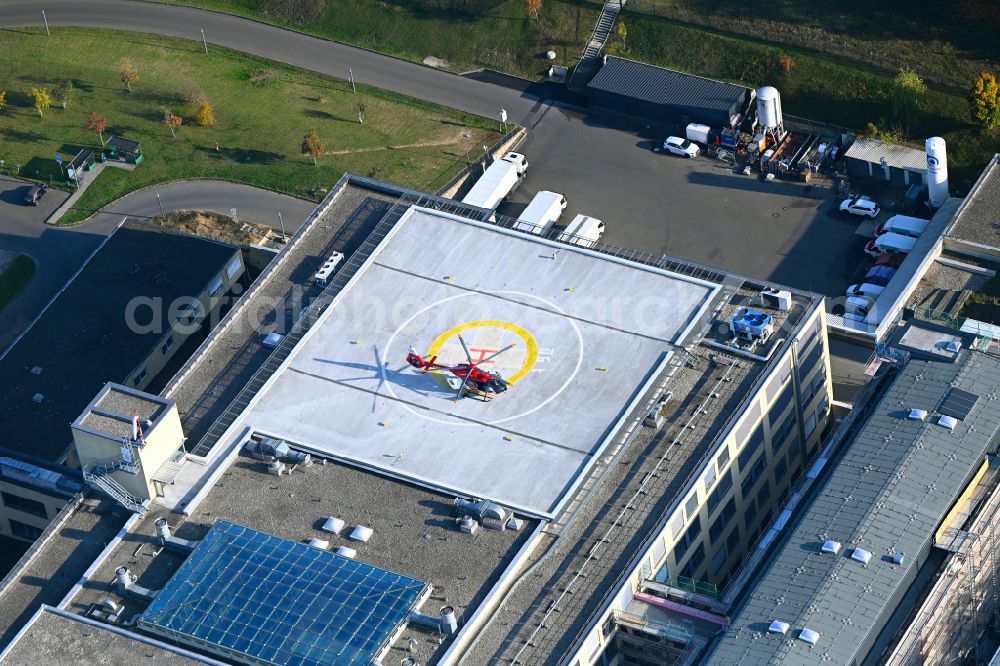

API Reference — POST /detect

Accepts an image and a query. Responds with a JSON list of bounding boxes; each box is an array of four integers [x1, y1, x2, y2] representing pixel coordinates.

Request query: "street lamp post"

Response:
[[277, 211, 287, 241], [41, 10, 50, 36], [200, 29, 208, 54], [349, 68, 356, 94], [155, 193, 164, 217]]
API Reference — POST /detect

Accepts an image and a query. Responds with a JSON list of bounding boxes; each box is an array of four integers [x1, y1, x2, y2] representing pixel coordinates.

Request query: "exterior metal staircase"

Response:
[[82, 439, 146, 513], [567, 0, 626, 92]]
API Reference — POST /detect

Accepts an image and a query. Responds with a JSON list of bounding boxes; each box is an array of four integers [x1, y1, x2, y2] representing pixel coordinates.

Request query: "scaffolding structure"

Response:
[[885, 461, 1000, 665]]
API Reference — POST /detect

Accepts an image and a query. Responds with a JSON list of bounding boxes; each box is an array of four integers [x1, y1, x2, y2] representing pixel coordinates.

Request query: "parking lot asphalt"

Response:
[[501, 105, 870, 299]]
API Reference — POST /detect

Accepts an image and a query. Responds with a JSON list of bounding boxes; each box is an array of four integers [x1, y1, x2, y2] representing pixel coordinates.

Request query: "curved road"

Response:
[[0, 0, 545, 125], [0, 177, 314, 353]]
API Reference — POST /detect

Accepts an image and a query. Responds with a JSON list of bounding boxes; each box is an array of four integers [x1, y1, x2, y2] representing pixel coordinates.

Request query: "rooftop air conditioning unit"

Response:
[[760, 288, 792, 311]]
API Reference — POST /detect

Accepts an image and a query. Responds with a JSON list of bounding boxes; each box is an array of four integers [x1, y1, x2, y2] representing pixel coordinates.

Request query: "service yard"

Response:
[[502, 106, 869, 300]]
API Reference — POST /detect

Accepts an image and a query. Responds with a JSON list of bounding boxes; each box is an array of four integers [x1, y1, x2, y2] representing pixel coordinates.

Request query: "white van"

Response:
[[864, 232, 916, 258], [557, 214, 606, 248], [846, 283, 885, 299], [844, 295, 874, 322], [514, 191, 567, 235], [874, 214, 929, 238]]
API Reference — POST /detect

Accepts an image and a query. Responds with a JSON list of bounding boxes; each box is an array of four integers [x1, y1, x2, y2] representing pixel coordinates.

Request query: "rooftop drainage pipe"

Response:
[[114, 566, 158, 601], [155, 518, 199, 553]]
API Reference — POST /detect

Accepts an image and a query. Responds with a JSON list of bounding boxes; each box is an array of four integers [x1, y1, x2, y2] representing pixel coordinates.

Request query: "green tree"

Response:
[[301, 127, 325, 165], [892, 68, 927, 124], [53, 81, 76, 109], [30, 87, 50, 117], [971, 71, 1000, 129]]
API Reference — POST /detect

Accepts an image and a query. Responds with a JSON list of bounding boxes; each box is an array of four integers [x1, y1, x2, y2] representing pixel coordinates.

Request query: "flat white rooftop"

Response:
[[226, 207, 717, 516]]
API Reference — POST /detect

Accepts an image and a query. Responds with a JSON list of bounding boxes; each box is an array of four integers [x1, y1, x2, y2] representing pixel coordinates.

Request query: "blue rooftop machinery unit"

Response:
[[731, 307, 773, 342]]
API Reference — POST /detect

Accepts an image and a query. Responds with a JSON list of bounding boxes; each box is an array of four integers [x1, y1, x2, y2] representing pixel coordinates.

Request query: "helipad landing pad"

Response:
[[238, 208, 716, 516]]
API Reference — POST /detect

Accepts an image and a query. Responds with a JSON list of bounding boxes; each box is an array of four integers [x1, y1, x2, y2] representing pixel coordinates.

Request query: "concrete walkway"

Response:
[[44, 161, 136, 225]]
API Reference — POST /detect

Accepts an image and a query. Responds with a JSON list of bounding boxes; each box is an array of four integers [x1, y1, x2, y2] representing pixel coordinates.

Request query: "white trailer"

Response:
[[557, 214, 605, 248], [514, 191, 567, 235], [460, 152, 529, 211]]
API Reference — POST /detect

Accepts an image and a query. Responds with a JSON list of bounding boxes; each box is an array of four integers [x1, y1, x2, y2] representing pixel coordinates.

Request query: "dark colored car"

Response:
[[24, 184, 49, 206]]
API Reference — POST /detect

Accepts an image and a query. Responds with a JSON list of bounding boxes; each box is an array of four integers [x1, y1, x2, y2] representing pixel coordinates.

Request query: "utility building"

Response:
[[586, 56, 754, 129]]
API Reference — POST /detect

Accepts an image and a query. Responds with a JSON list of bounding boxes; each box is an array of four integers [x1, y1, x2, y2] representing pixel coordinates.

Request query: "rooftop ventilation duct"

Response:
[[821, 540, 841, 555], [440, 606, 458, 635], [114, 566, 158, 601], [851, 548, 872, 565], [768, 620, 790, 635], [454, 497, 509, 527], [799, 627, 819, 645], [154, 518, 198, 553]]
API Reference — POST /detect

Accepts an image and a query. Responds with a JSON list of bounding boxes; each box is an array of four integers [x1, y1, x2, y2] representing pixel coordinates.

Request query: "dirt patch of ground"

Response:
[[154, 211, 272, 246]]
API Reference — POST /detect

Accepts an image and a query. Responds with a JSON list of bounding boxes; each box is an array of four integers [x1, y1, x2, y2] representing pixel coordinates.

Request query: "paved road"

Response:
[[0, 0, 541, 124], [0, 176, 314, 353]]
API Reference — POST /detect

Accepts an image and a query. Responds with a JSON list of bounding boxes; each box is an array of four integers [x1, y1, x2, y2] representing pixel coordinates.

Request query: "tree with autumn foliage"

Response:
[[971, 71, 1000, 129], [30, 88, 50, 117], [0, 91, 6, 113], [196, 100, 216, 126], [301, 127, 325, 165], [163, 109, 182, 138], [526, 0, 541, 20], [120, 58, 139, 93], [87, 112, 108, 145]]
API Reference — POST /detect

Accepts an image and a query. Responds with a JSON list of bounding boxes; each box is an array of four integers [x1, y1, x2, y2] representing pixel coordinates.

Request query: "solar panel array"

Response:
[[939, 388, 979, 421], [140, 520, 428, 666]]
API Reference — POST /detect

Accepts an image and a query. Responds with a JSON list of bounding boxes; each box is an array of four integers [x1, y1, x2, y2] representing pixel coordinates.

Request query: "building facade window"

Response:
[[673, 516, 702, 560], [756, 480, 772, 509], [702, 462, 718, 491], [717, 446, 730, 469], [160, 334, 174, 354], [804, 412, 818, 438], [680, 544, 705, 579], [133, 367, 148, 385], [709, 499, 736, 542], [9, 519, 42, 541], [685, 493, 699, 520], [2, 492, 47, 519], [670, 513, 685, 539], [711, 545, 728, 573], [744, 497, 758, 529], [226, 255, 242, 279], [707, 468, 734, 516], [726, 525, 741, 552], [738, 423, 765, 471], [208, 275, 224, 296], [741, 455, 767, 499]]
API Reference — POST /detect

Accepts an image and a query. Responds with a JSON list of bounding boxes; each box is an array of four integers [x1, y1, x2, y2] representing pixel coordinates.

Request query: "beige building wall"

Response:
[[125, 249, 244, 391], [0, 481, 72, 543], [567, 305, 833, 666]]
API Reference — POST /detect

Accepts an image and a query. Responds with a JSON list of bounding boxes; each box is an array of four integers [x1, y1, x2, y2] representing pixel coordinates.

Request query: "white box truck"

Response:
[[514, 191, 567, 235], [874, 214, 929, 238], [557, 214, 605, 248], [460, 152, 528, 211]]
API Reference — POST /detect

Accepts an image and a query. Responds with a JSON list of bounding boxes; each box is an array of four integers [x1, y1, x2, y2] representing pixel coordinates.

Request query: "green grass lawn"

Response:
[[0, 28, 499, 223], [0, 255, 37, 313], [156, 0, 602, 78]]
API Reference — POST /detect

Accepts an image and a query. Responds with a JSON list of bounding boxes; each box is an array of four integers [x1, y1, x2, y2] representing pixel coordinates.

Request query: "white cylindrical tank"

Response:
[[757, 86, 783, 129], [926, 137, 948, 208]]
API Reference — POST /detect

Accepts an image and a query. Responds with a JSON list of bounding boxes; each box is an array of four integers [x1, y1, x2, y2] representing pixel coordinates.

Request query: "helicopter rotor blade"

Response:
[[454, 370, 470, 401], [478, 343, 516, 366], [458, 335, 474, 366]]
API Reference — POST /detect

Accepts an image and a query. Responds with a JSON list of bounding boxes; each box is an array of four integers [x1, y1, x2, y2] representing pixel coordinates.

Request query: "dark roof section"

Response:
[[66, 148, 94, 171], [0, 220, 238, 462], [707, 352, 1000, 665], [586, 56, 751, 115], [107, 136, 140, 152]]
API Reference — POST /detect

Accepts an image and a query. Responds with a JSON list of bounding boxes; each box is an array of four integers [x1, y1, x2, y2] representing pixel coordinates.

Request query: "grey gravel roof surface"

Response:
[[946, 155, 1000, 248], [707, 352, 1000, 665], [843, 138, 928, 171]]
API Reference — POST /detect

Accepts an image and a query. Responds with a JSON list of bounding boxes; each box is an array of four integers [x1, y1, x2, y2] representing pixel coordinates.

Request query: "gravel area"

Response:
[[910, 262, 989, 308], [0, 497, 127, 647], [95, 388, 165, 423], [3, 607, 205, 666], [948, 158, 1000, 247]]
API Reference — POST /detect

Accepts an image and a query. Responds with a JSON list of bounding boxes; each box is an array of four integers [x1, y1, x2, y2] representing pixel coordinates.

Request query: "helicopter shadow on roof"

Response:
[[311, 357, 457, 399]]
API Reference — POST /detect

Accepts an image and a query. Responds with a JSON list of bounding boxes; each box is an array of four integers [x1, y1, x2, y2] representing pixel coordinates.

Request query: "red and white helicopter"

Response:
[[406, 335, 516, 401]]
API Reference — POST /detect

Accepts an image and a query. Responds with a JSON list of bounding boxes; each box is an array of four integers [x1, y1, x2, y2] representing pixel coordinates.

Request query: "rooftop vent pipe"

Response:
[[155, 518, 198, 553], [114, 566, 158, 601]]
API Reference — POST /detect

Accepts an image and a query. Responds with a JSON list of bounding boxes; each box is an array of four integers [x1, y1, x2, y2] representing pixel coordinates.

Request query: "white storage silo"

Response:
[[756, 86, 783, 130], [926, 137, 949, 208]]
